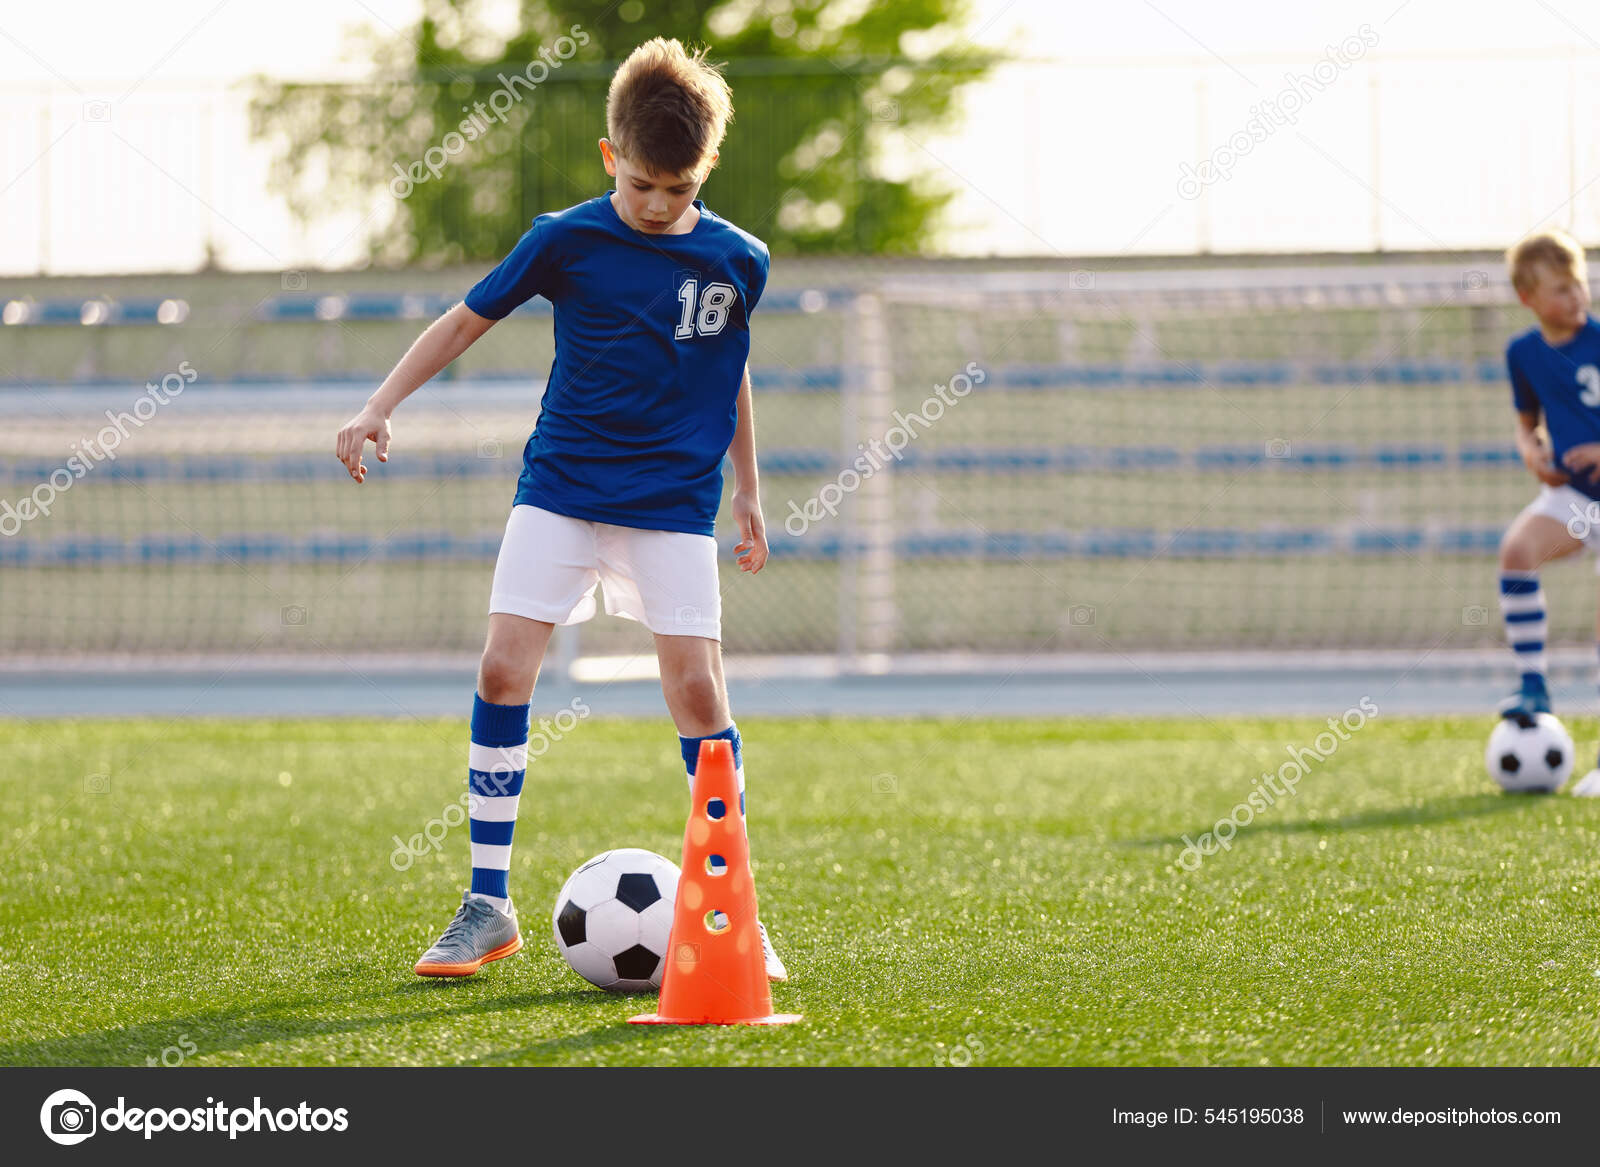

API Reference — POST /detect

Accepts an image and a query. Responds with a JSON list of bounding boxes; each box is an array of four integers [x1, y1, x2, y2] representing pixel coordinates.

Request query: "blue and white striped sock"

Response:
[[1500, 571, 1548, 690], [467, 694, 529, 914], [680, 724, 746, 822]]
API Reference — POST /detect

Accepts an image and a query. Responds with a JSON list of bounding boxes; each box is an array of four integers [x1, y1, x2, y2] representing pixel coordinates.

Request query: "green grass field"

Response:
[[5, 715, 1600, 1066]]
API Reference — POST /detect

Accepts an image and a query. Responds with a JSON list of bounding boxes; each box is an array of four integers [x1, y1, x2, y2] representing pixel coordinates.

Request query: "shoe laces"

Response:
[[437, 896, 492, 945]]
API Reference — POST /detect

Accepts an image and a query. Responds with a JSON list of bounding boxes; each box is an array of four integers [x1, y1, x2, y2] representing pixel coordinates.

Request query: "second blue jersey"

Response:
[[464, 192, 770, 535], [1508, 316, 1600, 503]]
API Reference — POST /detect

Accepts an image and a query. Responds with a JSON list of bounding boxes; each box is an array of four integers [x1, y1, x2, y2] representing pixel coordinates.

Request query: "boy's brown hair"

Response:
[[1506, 228, 1588, 293], [606, 38, 733, 179]]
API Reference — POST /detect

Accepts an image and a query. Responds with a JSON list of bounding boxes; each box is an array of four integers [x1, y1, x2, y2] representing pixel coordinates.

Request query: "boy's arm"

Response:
[[1561, 431, 1600, 481], [728, 363, 768, 574], [335, 302, 497, 483], [1515, 407, 1571, 486]]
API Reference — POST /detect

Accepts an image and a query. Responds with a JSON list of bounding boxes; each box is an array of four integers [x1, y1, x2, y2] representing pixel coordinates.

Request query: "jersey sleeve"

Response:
[[745, 243, 770, 316], [464, 218, 561, 320], [1507, 342, 1538, 414]]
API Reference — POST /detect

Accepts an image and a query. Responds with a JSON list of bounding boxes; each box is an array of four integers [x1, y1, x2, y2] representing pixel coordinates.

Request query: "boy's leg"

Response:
[[591, 521, 787, 980], [656, 631, 742, 809], [414, 613, 553, 976], [1498, 509, 1582, 720], [468, 614, 555, 908], [655, 633, 785, 982], [417, 505, 600, 976]]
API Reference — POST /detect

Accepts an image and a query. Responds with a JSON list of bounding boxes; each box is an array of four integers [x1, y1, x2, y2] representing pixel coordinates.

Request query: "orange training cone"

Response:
[[630, 738, 800, 1026]]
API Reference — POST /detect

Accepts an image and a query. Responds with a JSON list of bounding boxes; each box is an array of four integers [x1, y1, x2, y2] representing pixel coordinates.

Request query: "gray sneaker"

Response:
[[414, 891, 522, 977]]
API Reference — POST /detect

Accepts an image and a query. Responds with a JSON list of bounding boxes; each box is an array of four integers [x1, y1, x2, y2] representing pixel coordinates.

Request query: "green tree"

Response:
[[248, 0, 997, 262]]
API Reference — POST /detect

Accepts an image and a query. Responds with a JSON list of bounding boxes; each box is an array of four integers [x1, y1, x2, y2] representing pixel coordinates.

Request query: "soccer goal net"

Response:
[[0, 262, 1562, 669]]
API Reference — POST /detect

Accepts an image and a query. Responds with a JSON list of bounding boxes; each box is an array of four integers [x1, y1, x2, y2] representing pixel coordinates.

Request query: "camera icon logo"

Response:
[[84, 773, 110, 795], [1068, 269, 1095, 290], [281, 605, 308, 626], [1461, 605, 1488, 627], [1265, 438, 1292, 459], [82, 100, 112, 123], [281, 270, 308, 291], [1461, 270, 1489, 291], [1067, 604, 1096, 627], [675, 941, 701, 964], [476, 437, 504, 459], [871, 772, 898, 794], [40, 1088, 96, 1145], [674, 604, 701, 627]]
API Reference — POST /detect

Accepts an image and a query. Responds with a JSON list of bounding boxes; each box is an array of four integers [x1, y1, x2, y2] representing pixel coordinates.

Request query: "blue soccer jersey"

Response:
[[464, 192, 770, 535], [1508, 316, 1600, 503]]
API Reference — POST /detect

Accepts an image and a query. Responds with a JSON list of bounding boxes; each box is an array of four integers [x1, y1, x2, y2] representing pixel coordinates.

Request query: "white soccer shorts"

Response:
[[1518, 483, 1600, 570], [488, 504, 723, 639]]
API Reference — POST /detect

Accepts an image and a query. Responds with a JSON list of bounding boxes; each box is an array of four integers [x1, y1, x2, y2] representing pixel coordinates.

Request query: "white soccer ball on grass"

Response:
[[552, 848, 679, 992], [1485, 713, 1574, 794]]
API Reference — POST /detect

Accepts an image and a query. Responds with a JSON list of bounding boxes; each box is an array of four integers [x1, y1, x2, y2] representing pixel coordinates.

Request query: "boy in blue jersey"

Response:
[[1496, 229, 1600, 790], [334, 38, 788, 978]]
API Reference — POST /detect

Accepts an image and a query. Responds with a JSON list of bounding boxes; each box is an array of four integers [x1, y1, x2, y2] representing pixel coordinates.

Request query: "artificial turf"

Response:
[[4, 715, 1600, 1066]]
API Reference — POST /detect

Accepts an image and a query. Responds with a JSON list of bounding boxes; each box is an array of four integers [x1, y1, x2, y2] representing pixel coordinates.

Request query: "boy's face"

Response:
[[1520, 262, 1591, 333], [599, 139, 713, 233]]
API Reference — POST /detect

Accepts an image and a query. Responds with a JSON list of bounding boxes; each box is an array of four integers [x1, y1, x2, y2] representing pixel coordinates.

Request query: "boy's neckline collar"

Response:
[[603, 191, 709, 238], [1540, 315, 1593, 348]]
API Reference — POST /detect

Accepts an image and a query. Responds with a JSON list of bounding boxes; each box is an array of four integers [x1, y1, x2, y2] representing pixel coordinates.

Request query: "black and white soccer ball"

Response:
[[552, 848, 679, 992], [1485, 713, 1574, 793]]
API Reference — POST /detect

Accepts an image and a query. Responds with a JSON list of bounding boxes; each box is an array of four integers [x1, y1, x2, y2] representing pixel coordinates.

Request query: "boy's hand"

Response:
[[1562, 442, 1600, 482], [335, 405, 392, 484], [731, 489, 768, 574], [1520, 432, 1569, 486]]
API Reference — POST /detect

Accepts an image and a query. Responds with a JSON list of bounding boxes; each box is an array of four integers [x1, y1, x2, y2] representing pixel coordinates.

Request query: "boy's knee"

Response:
[[671, 668, 725, 724], [478, 646, 535, 703], [1500, 534, 1537, 573]]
